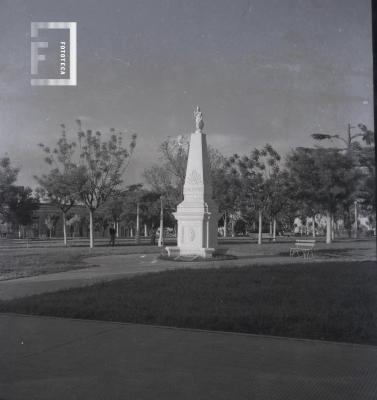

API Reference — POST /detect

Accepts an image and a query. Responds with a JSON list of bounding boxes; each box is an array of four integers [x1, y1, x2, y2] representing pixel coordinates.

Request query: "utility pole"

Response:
[[158, 195, 164, 247]]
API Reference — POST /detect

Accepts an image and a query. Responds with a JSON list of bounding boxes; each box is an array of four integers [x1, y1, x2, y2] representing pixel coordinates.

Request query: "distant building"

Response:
[[30, 203, 89, 238]]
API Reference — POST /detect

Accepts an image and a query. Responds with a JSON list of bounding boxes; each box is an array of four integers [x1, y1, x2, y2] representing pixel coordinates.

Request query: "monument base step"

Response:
[[165, 246, 216, 259]]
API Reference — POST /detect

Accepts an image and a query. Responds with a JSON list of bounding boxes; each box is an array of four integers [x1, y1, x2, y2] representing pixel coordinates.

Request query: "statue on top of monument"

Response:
[[194, 106, 204, 131]]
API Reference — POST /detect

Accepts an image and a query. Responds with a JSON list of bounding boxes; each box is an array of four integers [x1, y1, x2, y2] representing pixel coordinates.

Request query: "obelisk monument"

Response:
[[166, 107, 219, 258]]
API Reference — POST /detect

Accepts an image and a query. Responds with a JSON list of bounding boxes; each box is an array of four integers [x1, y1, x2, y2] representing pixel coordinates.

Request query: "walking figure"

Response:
[[109, 227, 116, 247], [150, 228, 156, 246]]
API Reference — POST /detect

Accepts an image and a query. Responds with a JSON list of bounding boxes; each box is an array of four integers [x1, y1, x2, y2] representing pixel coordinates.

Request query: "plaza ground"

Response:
[[0, 236, 375, 281], [1, 237, 376, 399], [1, 313, 377, 400]]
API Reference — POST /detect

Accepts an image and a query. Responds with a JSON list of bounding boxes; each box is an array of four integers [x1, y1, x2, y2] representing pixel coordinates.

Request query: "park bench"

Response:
[[289, 239, 316, 259]]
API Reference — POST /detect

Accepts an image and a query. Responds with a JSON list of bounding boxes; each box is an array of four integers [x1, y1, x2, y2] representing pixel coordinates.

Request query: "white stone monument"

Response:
[[166, 107, 220, 258]]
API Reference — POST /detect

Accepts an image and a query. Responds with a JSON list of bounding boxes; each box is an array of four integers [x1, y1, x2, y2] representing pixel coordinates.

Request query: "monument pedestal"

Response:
[[166, 203, 219, 258], [166, 108, 220, 259]]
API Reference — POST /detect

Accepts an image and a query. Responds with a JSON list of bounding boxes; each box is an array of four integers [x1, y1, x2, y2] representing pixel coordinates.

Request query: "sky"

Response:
[[0, 0, 373, 188]]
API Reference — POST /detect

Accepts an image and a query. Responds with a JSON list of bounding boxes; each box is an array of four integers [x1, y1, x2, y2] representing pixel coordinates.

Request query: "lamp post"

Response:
[[158, 195, 164, 247]]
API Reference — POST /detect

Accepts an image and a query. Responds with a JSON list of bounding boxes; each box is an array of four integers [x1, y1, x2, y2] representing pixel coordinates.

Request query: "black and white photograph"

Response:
[[0, 0, 376, 398]]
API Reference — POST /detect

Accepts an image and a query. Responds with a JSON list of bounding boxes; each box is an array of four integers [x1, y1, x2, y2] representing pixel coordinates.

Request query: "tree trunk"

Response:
[[326, 211, 332, 244], [62, 212, 67, 246], [144, 224, 148, 237], [272, 217, 276, 242], [89, 209, 94, 248], [158, 196, 164, 247], [331, 216, 335, 241], [136, 203, 140, 244], [231, 218, 235, 237], [269, 220, 272, 236], [354, 201, 358, 239], [223, 211, 227, 237], [116, 222, 119, 238], [258, 210, 262, 245]]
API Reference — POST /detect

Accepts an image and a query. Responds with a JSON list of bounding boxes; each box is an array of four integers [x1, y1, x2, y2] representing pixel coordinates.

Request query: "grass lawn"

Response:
[[0, 246, 159, 281], [1, 260, 376, 345]]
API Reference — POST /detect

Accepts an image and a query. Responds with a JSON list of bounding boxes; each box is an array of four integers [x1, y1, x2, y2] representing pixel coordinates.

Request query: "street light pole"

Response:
[[158, 195, 164, 247]]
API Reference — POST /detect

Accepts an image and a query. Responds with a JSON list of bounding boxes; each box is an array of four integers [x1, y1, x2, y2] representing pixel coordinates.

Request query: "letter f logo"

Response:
[[31, 23, 48, 75], [30, 22, 77, 86]]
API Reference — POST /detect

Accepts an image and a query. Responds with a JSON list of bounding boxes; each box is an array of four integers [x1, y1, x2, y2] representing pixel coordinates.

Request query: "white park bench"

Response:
[[289, 239, 316, 259]]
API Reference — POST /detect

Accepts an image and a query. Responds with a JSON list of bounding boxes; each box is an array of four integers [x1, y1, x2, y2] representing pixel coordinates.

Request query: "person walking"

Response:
[[150, 228, 156, 246], [109, 227, 116, 247]]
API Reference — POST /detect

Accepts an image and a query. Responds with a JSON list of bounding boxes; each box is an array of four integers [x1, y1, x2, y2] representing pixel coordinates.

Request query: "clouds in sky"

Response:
[[0, 0, 373, 187]]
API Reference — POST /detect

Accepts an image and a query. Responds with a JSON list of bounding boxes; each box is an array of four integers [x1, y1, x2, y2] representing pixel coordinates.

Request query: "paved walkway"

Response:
[[0, 243, 375, 300], [1, 313, 377, 400]]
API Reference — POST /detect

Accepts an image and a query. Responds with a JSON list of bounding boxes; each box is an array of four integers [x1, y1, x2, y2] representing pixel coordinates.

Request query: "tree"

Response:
[[101, 184, 146, 239], [75, 120, 137, 248], [101, 189, 127, 237], [158, 135, 189, 200], [144, 135, 229, 233], [0, 156, 39, 237], [214, 159, 242, 237], [358, 145, 376, 214], [265, 169, 291, 240], [119, 186, 173, 239], [66, 213, 81, 237], [143, 136, 188, 207], [285, 148, 322, 237], [35, 126, 80, 246], [137, 190, 163, 232], [286, 147, 360, 243], [6, 186, 39, 238], [311, 123, 374, 154], [0, 156, 19, 218], [311, 123, 375, 238], [228, 144, 282, 244], [356, 139, 375, 233], [45, 214, 60, 238], [93, 214, 110, 237]]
